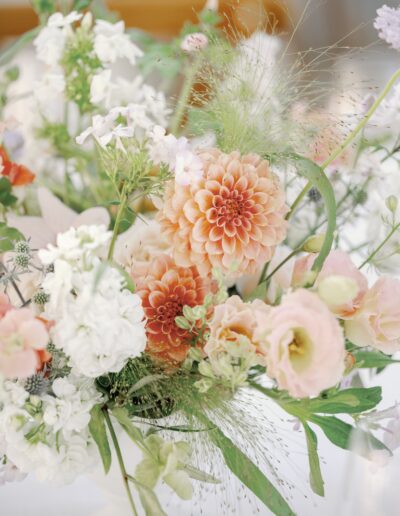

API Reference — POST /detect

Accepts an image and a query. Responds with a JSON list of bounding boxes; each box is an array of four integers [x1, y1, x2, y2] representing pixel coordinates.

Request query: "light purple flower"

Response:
[[374, 5, 400, 50]]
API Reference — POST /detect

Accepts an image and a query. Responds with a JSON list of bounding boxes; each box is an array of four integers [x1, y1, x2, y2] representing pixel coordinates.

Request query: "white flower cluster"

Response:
[[32, 11, 168, 121], [0, 376, 101, 485], [39, 225, 147, 378]]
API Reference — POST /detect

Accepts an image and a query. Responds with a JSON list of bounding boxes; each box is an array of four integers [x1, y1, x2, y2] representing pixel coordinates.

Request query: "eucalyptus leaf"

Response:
[[303, 422, 324, 496], [88, 405, 111, 474]]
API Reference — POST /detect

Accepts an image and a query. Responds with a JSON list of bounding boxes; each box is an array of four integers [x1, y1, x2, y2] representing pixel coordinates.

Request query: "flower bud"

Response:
[[302, 233, 325, 253], [181, 33, 209, 52], [386, 195, 398, 214], [81, 12, 93, 31], [318, 275, 359, 307]]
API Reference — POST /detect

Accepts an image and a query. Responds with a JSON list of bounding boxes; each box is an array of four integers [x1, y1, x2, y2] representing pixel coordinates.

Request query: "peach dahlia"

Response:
[[134, 254, 213, 364], [158, 148, 288, 277]]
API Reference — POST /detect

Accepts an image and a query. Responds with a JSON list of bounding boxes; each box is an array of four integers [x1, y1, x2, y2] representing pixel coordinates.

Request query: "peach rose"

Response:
[[293, 250, 368, 318], [0, 308, 49, 379], [345, 277, 400, 354], [255, 289, 346, 398], [205, 295, 270, 362], [0, 293, 12, 319]]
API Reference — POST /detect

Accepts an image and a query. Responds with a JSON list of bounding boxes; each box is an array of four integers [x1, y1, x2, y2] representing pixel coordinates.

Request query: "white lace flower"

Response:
[[374, 5, 400, 50], [93, 20, 143, 65]]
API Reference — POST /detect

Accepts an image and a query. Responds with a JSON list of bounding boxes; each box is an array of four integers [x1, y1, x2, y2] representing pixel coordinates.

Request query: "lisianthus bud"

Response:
[[303, 233, 325, 253], [81, 12, 93, 31], [181, 33, 209, 52], [386, 195, 398, 213], [318, 275, 359, 307]]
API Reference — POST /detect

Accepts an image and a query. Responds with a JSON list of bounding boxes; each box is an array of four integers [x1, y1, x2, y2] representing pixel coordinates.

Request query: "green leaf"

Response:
[[202, 416, 295, 516], [310, 415, 391, 460], [289, 155, 337, 274], [304, 387, 382, 415], [0, 28, 41, 68], [89, 405, 112, 474], [0, 222, 24, 252], [303, 422, 324, 496], [130, 478, 167, 516], [352, 349, 400, 369], [73, 0, 92, 10], [0, 177, 17, 207], [183, 464, 220, 484], [111, 407, 144, 444]]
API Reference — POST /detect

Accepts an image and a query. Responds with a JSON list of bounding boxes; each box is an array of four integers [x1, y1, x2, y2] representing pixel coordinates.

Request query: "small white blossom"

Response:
[[93, 20, 143, 65], [374, 5, 400, 50]]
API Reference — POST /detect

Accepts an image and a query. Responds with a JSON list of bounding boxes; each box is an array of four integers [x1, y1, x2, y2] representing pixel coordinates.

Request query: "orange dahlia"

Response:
[[158, 148, 288, 277], [134, 254, 213, 364]]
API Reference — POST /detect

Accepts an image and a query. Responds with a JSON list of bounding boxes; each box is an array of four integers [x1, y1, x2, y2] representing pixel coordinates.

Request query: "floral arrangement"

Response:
[[1, 1, 400, 514]]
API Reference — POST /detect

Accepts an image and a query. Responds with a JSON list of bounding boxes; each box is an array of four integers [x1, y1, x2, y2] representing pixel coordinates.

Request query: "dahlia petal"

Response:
[[148, 291, 166, 308], [222, 235, 236, 254], [194, 190, 213, 212], [192, 217, 210, 242], [209, 226, 224, 241], [205, 240, 223, 255], [183, 200, 201, 223]]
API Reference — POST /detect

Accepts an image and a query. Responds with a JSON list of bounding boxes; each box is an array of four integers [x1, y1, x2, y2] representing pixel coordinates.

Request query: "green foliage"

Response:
[[303, 422, 324, 496], [352, 349, 400, 369], [31, 0, 56, 16], [299, 387, 382, 415], [288, 155, 337, 276], [310, 415, 391, 460], [61, 27, 102, 114], [198, 414, 295, 516], [88, 405, 112, 474], [73, 0, 92, 11], [0, 177, 17, 207], [0, 222, 24, 252]]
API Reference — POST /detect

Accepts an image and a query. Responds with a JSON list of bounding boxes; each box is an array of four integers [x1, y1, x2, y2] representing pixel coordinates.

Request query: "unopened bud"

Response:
[[386, 195, 398, 214], [81, 12, 93, 31], [318, 275, 359, 306], [181, 33, 209, 52], [303, 233, 325, 253]]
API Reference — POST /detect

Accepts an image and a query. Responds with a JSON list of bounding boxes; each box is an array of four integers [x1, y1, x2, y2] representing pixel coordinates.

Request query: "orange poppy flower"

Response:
[[0, 145, 35, 186]]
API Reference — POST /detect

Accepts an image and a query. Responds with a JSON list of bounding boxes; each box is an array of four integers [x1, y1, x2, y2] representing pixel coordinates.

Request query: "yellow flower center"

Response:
[[288, 328, 312, 372]]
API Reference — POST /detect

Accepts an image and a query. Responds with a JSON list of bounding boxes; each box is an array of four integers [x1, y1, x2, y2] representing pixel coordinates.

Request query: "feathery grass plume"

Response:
[[185, 0, 368, 162], [100, 353, 310, 513]]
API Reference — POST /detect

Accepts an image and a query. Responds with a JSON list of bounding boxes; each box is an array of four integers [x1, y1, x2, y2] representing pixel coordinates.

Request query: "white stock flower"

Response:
[[33, 11, 82, 67], [93, 20, 143, 65], [39, 224, 111, 268], [174, 150, 204, 186], [374, 5, 400, 50]]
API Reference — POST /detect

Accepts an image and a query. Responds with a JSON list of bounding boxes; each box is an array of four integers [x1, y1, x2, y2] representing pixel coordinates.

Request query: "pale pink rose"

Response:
[[0, 308, 49, 379], [255, 289, 346, 398], [205, 295, 270, 361], [292, 250, 368, 318], [181, 33, 208, 52], [345, 276, 400, 354], [0, 293, 12, 319]]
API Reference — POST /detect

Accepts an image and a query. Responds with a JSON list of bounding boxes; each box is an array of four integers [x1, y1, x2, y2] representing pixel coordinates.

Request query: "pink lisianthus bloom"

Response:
[[255, 289, 346, 398], [0, 308, 49, 379], [205, 295, 270, 363], [0, 293, 12, 319], [345, 277, 400, 355], [292, 250, 368, 318]]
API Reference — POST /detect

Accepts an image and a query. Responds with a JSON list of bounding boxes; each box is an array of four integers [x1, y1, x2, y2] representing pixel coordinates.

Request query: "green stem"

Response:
[[103, 409, 138, 516], [170, 54, 202, 135], [287, 68, 400, 221], [359, 222, 400, 269], [108, 193, 128, 260], [258, 247, 302, 285]]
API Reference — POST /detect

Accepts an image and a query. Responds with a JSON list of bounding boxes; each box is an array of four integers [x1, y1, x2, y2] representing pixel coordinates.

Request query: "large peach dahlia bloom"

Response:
[[134, 254, 213, 364], [158, 149, 288, 277]]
